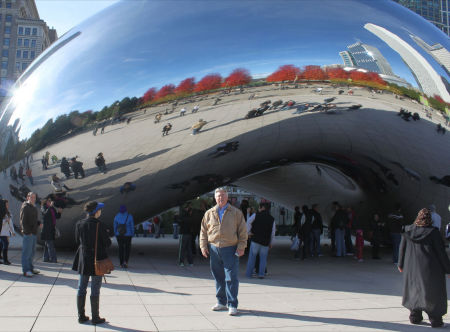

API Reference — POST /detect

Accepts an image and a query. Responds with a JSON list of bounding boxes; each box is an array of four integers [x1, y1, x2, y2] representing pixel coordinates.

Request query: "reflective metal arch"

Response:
[[0, 0, 449, 246]]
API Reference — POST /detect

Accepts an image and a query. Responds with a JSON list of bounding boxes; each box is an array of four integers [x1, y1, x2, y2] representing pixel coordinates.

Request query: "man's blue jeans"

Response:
[[310, 229, 321, 256], [22, 234, 36, 273], [391, 233, 401, 263], [246, 241, 269, 277], [77, 274, 102, 297], [209, 244, 239, 309]]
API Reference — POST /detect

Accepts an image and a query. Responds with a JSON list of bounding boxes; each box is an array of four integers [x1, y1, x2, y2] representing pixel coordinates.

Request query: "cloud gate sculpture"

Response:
[[0, 0, 449, 247]]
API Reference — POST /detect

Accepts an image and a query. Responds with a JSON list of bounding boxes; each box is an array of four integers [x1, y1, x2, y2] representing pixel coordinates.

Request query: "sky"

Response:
[[9, 0, 449, 139], [36, 0, 119, 37]]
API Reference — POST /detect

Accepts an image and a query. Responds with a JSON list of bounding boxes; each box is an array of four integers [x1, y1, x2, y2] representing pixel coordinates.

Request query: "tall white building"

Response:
[[411, 34, 450, 76], [365, 23, 450, 102]]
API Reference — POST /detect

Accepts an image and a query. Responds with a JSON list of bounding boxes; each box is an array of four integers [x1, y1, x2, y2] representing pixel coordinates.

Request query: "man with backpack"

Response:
[[113, 205, 134, 268]]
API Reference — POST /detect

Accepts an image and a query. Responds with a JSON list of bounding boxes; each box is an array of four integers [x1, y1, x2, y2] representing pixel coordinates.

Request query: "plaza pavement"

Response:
[[1, 235, 449, 332]]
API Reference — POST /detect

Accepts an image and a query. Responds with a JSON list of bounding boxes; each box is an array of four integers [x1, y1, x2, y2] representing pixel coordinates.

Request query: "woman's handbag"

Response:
[[94, 222, 114, 276]]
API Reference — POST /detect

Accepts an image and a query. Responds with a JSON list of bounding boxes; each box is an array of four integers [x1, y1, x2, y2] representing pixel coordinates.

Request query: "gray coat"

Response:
[[398, 225, 450, 317], [72, 217, 111, 276]]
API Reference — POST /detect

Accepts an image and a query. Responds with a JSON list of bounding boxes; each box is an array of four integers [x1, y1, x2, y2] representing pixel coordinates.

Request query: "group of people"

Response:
[[1, 183, 449, 327]]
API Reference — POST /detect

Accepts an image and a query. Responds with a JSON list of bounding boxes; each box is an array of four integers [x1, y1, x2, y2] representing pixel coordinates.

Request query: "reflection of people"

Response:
[[72, 201, 111, 325], [120, 182, 136, 194], [180, 108, 186, 116], [398, 208, 450, 328], [191, 119, 207, 135], [200, 188, 247, 316], [162, 123, 172, 136], [95, 153, 107, 173]]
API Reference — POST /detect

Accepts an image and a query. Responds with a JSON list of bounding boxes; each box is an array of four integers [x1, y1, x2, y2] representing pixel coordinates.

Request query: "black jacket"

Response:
[[20, 202, 39, 235], [331, 209, 348, 231], [180, 209, 193, 235], [72, 217, 112, 276], [41, 205, 61, 241], [311, 210, 323, 232], [399, 225, 450, 316], [250, 211, 274, 247]]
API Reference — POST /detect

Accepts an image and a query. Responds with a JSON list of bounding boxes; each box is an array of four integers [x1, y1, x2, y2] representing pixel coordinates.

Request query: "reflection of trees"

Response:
[[222, 68, 251, 88], [194, 73, 222, 92]]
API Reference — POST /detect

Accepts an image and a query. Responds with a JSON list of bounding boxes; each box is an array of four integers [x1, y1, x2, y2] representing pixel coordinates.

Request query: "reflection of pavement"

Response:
[[3, 84, 449, 244], [1, 235, 447, 331]]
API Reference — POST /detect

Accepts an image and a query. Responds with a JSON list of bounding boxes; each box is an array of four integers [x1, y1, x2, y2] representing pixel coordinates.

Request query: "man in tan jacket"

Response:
[[200, 188, 247, 316]]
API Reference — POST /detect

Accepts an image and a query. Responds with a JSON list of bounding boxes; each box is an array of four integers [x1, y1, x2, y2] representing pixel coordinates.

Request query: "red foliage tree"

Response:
[[222, 68, 252, 87], [142, 87, 157, 103], [349, 71, 371, 82], [303, 65, 327, 80], [155, 84, 175, 100], [366, 72, 386, 85], [326, 68, 348, 80], [266, 65, 300, 82], [194, 74, 222, 92], [175, 77, 196, 95]]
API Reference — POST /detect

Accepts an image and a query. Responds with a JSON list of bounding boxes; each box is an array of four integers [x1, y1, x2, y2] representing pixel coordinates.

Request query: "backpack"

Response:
[[117, 214, 129, 236]]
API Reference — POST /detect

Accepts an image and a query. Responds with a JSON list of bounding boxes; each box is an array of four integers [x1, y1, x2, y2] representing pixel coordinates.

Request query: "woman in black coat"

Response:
[[398, 208, 450, 328], [41, 196, 61, 263], [72, 201, 111, 325]]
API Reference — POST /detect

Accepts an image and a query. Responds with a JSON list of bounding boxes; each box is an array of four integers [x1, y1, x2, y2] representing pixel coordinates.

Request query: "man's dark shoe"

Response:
[[430, 317, 444, 328], [409, 310, 423, 325]]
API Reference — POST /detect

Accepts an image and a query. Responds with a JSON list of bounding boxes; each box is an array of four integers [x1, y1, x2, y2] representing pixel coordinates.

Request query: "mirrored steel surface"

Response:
[[0, 0, 449, 246]]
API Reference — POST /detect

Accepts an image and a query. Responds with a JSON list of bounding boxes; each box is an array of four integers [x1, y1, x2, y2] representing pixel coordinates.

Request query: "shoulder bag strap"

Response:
[[95, 222, 99, 263]]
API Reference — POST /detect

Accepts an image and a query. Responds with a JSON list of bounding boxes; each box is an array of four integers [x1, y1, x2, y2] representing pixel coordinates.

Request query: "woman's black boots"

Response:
[[77, 296, 89, 323], [90, 296, 106, 325]]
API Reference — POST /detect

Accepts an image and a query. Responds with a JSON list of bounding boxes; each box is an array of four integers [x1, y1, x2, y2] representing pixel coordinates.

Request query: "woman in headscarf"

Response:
[[398, 208, 450, 328]]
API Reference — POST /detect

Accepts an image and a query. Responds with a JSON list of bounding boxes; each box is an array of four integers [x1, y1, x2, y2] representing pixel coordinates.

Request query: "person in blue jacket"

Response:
[[113, 205, 134, 268]]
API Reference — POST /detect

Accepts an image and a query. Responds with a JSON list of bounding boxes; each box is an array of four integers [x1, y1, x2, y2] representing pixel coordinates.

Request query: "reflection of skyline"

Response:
[[2, 0, 449, 139], [365, 23, 450, 102], [411, 34, 450, 76], [339, 41, 410, 87]]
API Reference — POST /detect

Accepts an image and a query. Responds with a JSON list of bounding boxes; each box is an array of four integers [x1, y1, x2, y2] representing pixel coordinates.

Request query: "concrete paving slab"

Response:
[[1, 235, 449, 331]]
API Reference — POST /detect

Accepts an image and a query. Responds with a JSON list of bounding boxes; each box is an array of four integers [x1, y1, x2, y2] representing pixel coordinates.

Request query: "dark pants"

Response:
[[372, 239, 380, 258], [178, 234, 193, 264], [344, 227, 353, 254], [191, 232, 200, 255], [330, 228, 335, 253], [302, 232, 311, 259], [77, 275, 102, 297], [410, 309, 443, 327], [391, 233, 401, 263], [0, 236, 8, 260], [117, 236, 132, 265]]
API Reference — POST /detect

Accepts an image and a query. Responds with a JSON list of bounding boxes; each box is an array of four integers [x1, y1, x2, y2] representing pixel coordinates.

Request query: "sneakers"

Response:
[[32, 269, 40, 274], [211, 303, 227, 311], [228, 307, 238, 316], [23, 271, 33, 277], [179, 263, 185, 267]]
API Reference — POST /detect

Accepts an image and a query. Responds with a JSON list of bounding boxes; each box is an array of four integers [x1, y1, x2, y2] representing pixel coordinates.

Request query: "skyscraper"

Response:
[[0, 0, 56, 101], [411, 34, 450, 75], [394, 0, 450, 36], [0, 0, 56, 156], [365, 22, 450, 102], [344, 42, 395, 76]]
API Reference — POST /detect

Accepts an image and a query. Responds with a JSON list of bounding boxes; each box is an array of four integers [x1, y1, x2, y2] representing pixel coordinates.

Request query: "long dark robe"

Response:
[[398, 225, 450, 317]]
